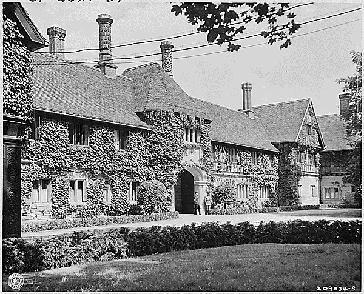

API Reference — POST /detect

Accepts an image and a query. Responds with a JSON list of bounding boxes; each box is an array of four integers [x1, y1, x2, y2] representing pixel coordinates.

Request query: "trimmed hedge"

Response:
[[3, 228, 129, 274], [210, 206, 279, 215], [21, 212, 179, 233], [3, 220, 361, 274], [278, 205, 320, 212], [127, 220, 361, 256]]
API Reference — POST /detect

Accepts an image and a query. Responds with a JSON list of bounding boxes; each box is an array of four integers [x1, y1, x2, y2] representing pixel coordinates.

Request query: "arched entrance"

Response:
[[180, 170, 194, 214], [173, 166, 208, 215]]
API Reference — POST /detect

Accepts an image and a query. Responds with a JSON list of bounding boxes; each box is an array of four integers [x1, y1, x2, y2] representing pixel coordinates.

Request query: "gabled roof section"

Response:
[[3, 2, 47, 51], [252, 99, 310, 143], [317, 114, 352, 152], [123, 63, 210, 118], [123, 63, 277, 152], [32, 53, 148, 129]]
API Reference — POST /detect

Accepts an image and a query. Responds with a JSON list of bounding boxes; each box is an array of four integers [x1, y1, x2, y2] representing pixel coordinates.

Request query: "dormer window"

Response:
[[184, 128, 201, 143], [69, 122, 89, 145]]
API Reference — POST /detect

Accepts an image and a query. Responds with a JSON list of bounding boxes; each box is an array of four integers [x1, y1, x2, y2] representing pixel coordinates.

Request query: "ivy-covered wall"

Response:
[[22, 108, 282, 217], [3, 13, 33, 123], [210, 145, 279, 208], [22, 115, 151, 218]]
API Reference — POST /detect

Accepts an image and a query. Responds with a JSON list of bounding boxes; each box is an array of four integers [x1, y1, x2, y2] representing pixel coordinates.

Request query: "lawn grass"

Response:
[[2, 243, 361, 292]]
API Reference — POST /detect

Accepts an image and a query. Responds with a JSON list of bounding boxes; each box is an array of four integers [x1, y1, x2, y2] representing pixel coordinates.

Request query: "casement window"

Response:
[[237, 183, 249, 199], [259, 185, 270, 199], [69, 122, 89, 145], [184, 128, 201, 143], [228, 148, 236, 163], [114, 129, 129, 150], [311, 185, 317, 197], [351, 186, 355, 193], [298, 185, 303, 197], [32, 115, 41, 140], [69, 180, 87, 203], [324, 187, 339, 199], [128, 182, 140, 203], [103, 184, 112, 204], [32, 180, 52, 203], [251, 152, 258, 165], [306, 125, 312, 135]]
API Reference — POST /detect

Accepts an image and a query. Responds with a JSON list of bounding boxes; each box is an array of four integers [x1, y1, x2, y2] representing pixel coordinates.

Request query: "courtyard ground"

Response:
[[22, 208, 362, 238], [2, 243, 361, 292]]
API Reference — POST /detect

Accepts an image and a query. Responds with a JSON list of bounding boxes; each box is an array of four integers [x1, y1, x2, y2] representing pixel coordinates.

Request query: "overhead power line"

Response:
[[33, 18, 359, 66], [173, 18, 360, 60], [105, 6, 362, 62], [35, 2, 315, 55]]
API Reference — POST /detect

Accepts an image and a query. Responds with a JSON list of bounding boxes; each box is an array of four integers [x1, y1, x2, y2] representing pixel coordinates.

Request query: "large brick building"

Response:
[[19, 12, 354, 218]]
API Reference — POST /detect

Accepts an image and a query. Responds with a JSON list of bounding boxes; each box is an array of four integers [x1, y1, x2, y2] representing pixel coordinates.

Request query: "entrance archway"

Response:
[[180, 170, 194, 214], [173, 166, 208, 215]]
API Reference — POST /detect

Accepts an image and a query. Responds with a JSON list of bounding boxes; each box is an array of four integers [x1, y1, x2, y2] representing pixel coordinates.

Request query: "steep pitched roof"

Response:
[[32, 53, 148, 129], [252, 99, 310, 143], [317, 114, 352, 151], [3, 3, 47, 51], [123, 63, 277, 152]]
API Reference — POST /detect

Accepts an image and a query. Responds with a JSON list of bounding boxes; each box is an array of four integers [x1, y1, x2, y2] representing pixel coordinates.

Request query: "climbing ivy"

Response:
[[3, 13, 33, 123], [276, 144, 302, 206], [22, 117, 150, 218], [210, 144, 279, 208]]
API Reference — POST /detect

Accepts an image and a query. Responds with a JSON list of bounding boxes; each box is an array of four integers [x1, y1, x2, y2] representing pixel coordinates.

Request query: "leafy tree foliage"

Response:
[[171, 2, 303, 51], [337, 51, 362, 204]]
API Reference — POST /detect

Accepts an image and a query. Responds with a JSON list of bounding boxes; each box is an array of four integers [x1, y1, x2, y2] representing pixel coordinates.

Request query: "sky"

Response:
[[22, 0, 362, 116]]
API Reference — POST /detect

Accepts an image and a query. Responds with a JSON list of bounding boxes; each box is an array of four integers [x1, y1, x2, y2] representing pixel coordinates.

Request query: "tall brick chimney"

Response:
[[96, 14, 117, 78], [339, 92, 351, 119], [239, 82, 254, 118], [47, 26, 66, 59], [160, 41, 174, 76]]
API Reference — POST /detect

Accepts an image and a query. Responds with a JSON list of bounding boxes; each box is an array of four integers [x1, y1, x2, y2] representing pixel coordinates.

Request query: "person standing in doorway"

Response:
[[205, 194, 212, 215], [194, 191, 201, 215]]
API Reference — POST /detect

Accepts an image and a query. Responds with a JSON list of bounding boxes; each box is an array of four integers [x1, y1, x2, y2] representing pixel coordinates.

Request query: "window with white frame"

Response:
[[237, 183, 249, 200], [251, 151, 258, 165], [298, 184, 303, 197], [259, 185, 270, 199], [114, 129, 129, 150], [32, 179, 52, 203], [184, 128, 201, 143], [103, 184, 112, 204], [324, 187, 339, 199], [311, 185, 317, 197], [228, 148, 236, 162], [69, 122, 89, 145], [69, 180, 87, 203], [128, 182, 140, 203]]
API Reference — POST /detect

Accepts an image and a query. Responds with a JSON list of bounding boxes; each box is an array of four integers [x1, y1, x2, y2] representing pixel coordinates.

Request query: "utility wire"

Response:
[[173, 18, 360, 60], [33, 18, 359, 66], [109, 7, 362, 61], [35, 2, 315, 55]]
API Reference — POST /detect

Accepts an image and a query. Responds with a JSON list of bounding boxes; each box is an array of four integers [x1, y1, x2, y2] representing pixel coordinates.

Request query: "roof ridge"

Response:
[[253, 98, 310, 109], [122, 62, 161, 75]]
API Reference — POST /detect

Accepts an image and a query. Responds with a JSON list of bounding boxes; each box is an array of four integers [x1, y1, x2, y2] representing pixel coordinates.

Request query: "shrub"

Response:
[[209, 206, 278, 215], [3, 227, 130, 274], [212, 182, 236, 205], [279, 205, 320, 212], [5, 220, 361, 274], [137, 180, 169, 214], [21, 211, 179, 233], [127, 220, 361, 257]]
